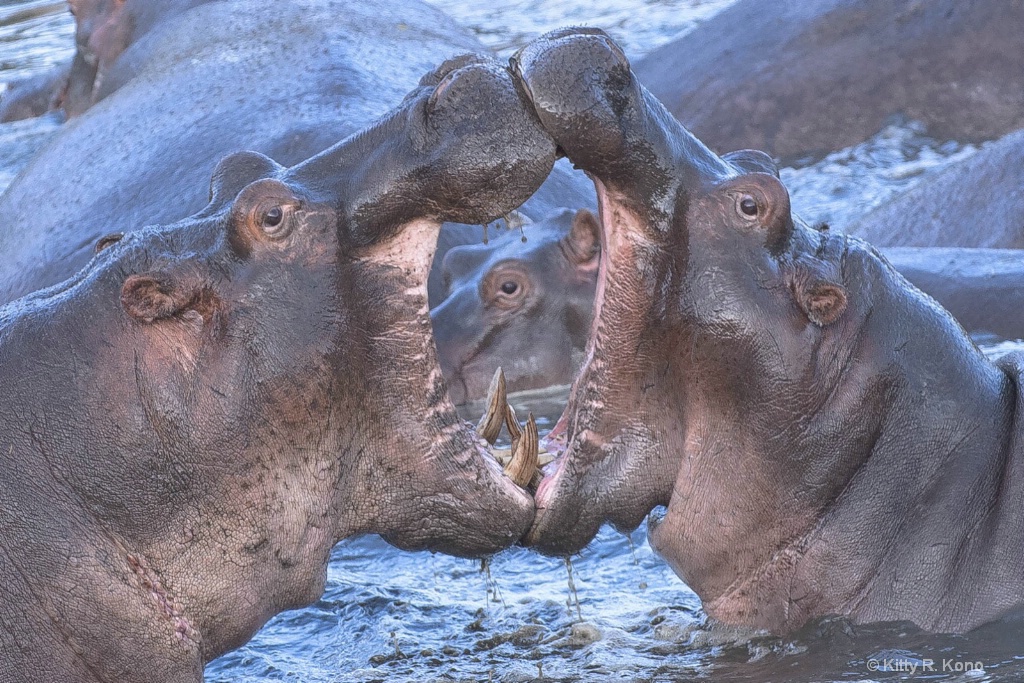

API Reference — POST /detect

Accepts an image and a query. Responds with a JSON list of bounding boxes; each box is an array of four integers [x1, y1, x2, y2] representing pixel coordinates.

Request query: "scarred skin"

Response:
[[0, 55, 554, 682], [516, 29, 1024, 635], [431, 208, 601, 405], [849, 129, 1024, 248], [634, 0, 1024, 163]]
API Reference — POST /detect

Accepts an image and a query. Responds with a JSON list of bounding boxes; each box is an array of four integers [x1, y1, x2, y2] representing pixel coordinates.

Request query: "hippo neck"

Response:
[[693, 242, 1024, 633], [778, 248, 1022, 631]]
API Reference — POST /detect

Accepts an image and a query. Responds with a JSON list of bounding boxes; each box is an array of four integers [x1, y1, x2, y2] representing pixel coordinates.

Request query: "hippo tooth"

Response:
[[504, 413, 539, 488], [476, 367, 507, 444], [505, 402, 523, 441]]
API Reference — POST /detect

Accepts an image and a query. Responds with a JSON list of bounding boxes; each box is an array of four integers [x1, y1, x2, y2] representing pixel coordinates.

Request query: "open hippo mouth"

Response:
[[506, 27, 737, 554]]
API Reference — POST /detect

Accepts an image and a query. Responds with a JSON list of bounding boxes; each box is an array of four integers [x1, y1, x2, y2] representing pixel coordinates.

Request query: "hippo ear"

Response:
[[208, 151, 283, 206], [561, 209, 601, 269], [789, 263, 848, 326], [723, 149, 779, 178], [797, 282, 847, 326], [121, 271, 218, 324]]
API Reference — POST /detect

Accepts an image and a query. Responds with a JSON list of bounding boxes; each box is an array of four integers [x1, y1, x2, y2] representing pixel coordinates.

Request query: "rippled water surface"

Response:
[[2, 1, 1024, 681]]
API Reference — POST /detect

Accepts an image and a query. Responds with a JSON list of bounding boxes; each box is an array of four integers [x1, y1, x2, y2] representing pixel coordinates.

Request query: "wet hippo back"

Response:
[[848, 128, 1024, 248], [634, 0, 1024, 162], [0, 0, 481, 303]]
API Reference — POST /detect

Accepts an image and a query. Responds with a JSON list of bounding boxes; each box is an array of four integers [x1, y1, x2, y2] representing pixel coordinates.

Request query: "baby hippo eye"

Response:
[[500, 281, 519, 295], [739, 195, 759, 218]]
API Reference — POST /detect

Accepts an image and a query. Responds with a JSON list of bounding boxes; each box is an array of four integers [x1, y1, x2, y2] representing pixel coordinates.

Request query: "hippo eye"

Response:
[[263, 206, 283, 227], [739, 195, 759, 219], [258, 204, 293, 239], [486, 267, 529, 310]]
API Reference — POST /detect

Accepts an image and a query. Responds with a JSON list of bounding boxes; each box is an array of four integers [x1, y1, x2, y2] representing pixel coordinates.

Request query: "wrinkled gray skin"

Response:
[[516, 28, 1024, 635], [431, 207, 601, 405], [634, 0, 1024, 162], [849, 128, 1024, 248], [0, 55, 555, 682], [0, 0, 589, 304]]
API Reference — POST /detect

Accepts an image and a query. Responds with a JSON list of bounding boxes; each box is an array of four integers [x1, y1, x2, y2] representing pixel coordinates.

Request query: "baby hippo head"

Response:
[[431, 208, 601, 405]]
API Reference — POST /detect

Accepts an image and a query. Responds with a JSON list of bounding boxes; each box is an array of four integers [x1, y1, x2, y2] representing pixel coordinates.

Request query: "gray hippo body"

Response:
[[0, 0, 475, 302], [0, 53, 553, 683], [849, 129, 1024, 248], [882, 247, 1024, 340], [634, 0, 1024, 162], [0, 0, 588, 305], [515, 28, 1024, 635]]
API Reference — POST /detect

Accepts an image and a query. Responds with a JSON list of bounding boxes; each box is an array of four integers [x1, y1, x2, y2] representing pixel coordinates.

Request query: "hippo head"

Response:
[[431, 208, 600, 404], [7, 54, 554, 663], [514, 30, 857, 573]]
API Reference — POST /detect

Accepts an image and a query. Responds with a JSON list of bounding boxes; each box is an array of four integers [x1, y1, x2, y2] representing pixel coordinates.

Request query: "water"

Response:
[[2, 1, 1024, 681]]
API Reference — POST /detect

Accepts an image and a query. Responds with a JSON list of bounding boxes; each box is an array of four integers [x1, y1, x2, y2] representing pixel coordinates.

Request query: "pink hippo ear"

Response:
[[788, 258, 848, 326], [121, 271, 218, 324], [797, 281, 848, 326], [562, 209, 601, 270]]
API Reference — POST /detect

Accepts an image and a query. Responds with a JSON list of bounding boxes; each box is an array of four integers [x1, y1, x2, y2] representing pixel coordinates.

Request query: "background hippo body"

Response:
[[635, 0, 1024, 162], [431, 206, 600, 405], [0, 0, 480, 303], [850, 129, 1024, 248], [882, 247, 1024, 339]]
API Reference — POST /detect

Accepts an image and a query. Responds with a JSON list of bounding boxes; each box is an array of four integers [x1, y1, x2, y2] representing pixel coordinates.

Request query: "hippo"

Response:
[[848, 128, 1024, 248], [0, 0, 476, 300], [1, 0, 213, 122], [633, 0, 1024, 163], [514, 28, 1024, 634], [430, 207, 601, 405], [881, 247, 1024, 341], [0, 54, 553, 682]]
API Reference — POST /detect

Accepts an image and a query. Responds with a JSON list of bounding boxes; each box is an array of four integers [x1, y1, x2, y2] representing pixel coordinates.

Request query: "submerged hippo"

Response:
[[849, 128, 1024, 248], [515, 29, 1024, 634], [634, 0, 1024, 162], [1, 0, 224, 121], [431, 208, 601, 405], [0, 55, 553, 682]]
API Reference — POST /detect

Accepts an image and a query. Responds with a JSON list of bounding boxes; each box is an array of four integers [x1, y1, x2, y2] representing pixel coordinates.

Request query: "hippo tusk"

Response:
[[476, 367, 507, 444], [505, 402, 522, 441], [504, 412, 539, 488]]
